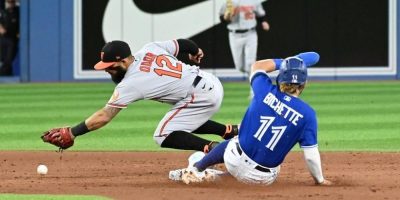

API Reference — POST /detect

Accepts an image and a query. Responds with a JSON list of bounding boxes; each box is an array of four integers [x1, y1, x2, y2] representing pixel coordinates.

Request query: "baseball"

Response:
[[37, 164, 48, 175]]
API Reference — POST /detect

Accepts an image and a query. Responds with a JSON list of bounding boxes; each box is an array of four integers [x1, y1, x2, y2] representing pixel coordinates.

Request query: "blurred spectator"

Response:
[[0, 0, 19, 76]]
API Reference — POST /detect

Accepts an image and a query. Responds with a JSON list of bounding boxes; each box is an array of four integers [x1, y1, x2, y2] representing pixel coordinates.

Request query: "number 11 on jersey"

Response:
[[254, 116, 287, 151]]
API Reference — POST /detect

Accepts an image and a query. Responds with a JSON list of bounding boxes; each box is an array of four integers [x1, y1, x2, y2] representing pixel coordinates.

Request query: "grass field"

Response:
[[0, 81, 399, 152]]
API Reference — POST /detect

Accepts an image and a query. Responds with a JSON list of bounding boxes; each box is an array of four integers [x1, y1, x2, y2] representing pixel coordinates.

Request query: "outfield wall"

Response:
[[18, 0, 400, 82]]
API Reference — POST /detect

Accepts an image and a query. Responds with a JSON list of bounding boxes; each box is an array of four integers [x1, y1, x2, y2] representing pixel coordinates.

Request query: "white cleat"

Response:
[[169, 151, 224, 183], [169, 168, 224, 182], [182, 167, 217, 184]]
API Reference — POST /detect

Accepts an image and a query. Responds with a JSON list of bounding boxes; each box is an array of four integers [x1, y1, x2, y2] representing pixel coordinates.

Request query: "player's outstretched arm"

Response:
[[251, 51, 320, 74], [302, 147, 332, 186], [251, 59, 277, 73], [41, 106, 121, 149], [296, 52, 320, 67], [83, 106, 122, 133]]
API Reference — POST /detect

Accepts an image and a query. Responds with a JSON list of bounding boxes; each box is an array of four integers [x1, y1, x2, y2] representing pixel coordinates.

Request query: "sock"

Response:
[[193, 120, 235, 139], [160, 131, 210, 151], [193, 120, 226, 136], [195, 140, 230, 171]]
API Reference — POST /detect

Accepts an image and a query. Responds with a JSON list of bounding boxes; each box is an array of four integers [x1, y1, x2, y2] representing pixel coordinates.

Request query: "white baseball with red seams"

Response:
[[37, 164, 48, 175]]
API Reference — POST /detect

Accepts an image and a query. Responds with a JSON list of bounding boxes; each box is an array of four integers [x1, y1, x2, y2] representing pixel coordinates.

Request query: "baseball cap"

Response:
[[94, 41, 132, 70]]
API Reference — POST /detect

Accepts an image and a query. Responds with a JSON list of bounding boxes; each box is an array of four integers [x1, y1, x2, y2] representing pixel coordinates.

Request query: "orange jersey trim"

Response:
[[106, 103, 128, 109], [173, 39, 179, 57], [159, 94, 195, 136]]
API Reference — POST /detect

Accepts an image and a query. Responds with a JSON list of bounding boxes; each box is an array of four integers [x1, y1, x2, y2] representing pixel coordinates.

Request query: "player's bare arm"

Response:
[[251, 59, 277, 73], [251, 52, 320, 74], [85, 106, 122, 131], [41, 106, 121, 149]]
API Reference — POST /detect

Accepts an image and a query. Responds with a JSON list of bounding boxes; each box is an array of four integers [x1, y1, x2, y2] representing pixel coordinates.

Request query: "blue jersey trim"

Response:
[[250, 70, 268, 84], [300, 144, 319, 149]]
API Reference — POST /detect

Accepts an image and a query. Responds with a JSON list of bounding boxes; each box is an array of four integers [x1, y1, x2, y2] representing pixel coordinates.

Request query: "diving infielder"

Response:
[[220, 0, 270, 76], [41, 39, 238, 152], [181, 52, 332, 186]]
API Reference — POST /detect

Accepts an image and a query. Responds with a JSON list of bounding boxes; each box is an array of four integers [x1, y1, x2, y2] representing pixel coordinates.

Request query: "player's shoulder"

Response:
[[297, 100, 316, 117]]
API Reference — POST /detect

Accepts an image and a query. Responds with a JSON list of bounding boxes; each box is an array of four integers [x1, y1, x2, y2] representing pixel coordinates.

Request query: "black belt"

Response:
[[192, 75, 202, 87], [235, 142, 271, 173], [229, 28, 255, 34]]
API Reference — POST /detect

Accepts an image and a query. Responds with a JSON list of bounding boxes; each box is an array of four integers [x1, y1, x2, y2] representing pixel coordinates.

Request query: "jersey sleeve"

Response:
[[145, 40, 179, 57], [106, 83, 144, 108], [250, 70, 274, 99], [255, 1, 266, 17], [299, 111, 318, 148]]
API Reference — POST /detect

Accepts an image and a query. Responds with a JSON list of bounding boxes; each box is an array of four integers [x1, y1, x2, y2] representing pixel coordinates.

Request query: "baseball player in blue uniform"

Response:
[[180, 52, 332, 186]]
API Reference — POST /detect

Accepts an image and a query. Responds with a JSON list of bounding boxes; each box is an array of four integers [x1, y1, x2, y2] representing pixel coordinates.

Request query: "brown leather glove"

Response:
[[41, 127, 74, 150]]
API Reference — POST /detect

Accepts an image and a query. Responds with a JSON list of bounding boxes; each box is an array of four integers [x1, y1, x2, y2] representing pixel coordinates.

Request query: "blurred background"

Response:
[[0, 0, 398, 82]]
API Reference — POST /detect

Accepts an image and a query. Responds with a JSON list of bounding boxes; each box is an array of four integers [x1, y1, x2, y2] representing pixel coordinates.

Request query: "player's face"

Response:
[[105, 64, 127, 84]]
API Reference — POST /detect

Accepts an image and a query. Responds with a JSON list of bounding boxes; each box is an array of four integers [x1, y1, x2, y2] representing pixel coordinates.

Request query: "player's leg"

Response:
[[194, 140, 230, 171], [155, 71, 233, 152], [154, 74, 222, 152], [244, 31, 258, 74], [244, 31, 258, 97], [190, 71, 238, 139], [192, 120, 238, 139], [159, 130, 213, 151], [229, 33, 246, 72]]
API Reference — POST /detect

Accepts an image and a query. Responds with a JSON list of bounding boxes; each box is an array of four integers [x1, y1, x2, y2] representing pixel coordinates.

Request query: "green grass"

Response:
[[0, 81, 399, 151]]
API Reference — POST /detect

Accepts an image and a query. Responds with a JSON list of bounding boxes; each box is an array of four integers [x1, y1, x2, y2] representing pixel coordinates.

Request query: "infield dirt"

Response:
[[0, 151, 399, 200]]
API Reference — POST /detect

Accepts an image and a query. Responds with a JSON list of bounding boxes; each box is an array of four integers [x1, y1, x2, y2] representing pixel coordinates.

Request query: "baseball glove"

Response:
[[224, 0, 235, 21], [41, 127, 74, 150]]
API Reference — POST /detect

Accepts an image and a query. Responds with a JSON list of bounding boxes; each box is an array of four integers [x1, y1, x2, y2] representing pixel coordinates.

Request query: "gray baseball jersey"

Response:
[[220, 0, 266, 30], [220, 0, 266, 74], [107, 40, 224, 145]]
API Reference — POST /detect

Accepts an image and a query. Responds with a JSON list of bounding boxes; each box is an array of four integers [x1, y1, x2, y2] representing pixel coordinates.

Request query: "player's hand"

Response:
[[223, 11, 234, 21], [41, 127, 75, 150], [262, 21, 270, 31], [0, 25, 6, 35], [189, 48, 204, 64], [316, 179, 333, 186]]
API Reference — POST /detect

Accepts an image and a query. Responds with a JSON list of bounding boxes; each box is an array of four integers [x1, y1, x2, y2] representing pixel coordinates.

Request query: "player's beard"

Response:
[[110, 66, 127, 84]]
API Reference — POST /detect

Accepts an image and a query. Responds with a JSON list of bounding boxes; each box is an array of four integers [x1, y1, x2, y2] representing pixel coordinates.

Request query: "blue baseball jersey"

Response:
[[239, 70, 318, 167]]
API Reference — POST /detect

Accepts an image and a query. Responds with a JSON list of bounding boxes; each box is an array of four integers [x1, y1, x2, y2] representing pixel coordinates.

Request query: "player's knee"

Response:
[[153, 135, 165, 146]]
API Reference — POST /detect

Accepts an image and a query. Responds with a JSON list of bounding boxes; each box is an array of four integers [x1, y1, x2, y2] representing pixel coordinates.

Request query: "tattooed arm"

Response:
[[69, 106, 122, 139], [85, 106, 121, 131]]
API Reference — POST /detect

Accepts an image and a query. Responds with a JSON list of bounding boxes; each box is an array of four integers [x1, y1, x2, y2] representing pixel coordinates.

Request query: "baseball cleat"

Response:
[[169, 168, 224, 182]]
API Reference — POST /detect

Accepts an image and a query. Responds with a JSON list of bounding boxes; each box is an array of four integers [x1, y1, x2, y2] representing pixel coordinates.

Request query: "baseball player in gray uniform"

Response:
[[220, 0, 270, 76], [42, 39, 238, 152]]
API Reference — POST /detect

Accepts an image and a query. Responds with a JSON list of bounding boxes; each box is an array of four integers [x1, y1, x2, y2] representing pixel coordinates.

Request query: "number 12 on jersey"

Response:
[[254, 116, 287, 151], [154, 55, 182, 79]]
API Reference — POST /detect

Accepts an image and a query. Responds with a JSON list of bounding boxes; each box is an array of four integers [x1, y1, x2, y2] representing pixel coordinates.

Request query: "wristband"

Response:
[[273, 59, 283, 70], [71, 121, 90, 137]]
